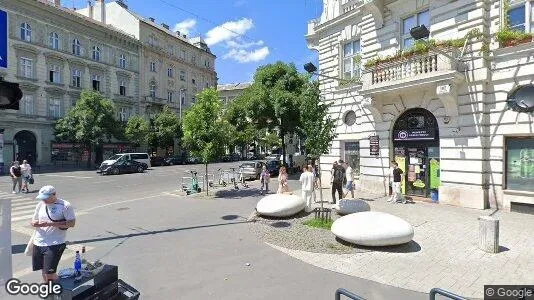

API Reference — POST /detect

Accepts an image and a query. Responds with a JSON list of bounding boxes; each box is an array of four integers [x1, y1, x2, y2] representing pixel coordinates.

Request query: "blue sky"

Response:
[[65, 0, 322, 84]]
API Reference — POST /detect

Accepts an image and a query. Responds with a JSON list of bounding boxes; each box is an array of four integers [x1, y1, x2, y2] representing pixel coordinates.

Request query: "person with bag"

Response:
[[259, 165, 270, 195], [20, 159, 33, 193], [10, 161, 22, 194], [331, 160, 345, 204], [29, 185, 76, 283]]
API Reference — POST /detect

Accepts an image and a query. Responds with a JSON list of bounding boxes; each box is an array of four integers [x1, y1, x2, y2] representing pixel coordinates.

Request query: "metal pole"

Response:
[[179, 89, 183, 119]]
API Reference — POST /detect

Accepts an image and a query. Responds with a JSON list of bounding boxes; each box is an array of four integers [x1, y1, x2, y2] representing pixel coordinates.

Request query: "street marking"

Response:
[[82, 194, 165, 211], [38, 174, 93, 179], [11, 211, 88, 223]]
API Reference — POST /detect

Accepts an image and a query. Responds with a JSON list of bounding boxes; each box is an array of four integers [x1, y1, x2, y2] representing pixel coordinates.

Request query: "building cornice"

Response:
[[12, 43, 40, 55]]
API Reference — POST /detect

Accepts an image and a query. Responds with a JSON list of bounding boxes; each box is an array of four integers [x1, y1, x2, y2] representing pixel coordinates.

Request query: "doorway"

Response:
[[14, 130, 37, 166], [392, 108, 440, 198]]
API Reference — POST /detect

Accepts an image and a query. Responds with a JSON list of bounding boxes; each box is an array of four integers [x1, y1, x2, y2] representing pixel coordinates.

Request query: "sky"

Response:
[[64, 0, 323, 84]]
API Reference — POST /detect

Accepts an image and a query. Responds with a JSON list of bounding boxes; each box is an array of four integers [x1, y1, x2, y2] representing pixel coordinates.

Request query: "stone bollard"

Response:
[[478, 216, 499, 253]]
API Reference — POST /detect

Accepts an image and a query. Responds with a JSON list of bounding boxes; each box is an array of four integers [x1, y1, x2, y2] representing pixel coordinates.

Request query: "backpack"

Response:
[[333, 167, 344, 183]]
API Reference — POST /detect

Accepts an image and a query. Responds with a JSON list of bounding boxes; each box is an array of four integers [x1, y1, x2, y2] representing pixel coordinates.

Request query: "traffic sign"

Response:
[[0, 9, 7, 69]]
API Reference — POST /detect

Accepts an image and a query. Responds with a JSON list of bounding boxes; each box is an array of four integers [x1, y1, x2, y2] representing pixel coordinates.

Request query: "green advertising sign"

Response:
[[430, 158, 440, 189]]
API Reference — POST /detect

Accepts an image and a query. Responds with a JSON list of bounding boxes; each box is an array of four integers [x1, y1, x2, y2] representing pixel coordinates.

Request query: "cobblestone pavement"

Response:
[[251, 184, 534, 299]]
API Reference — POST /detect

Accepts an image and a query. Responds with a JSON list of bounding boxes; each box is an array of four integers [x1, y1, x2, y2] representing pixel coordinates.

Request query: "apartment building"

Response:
[[76, 0, 217, 120], [0, 0, 140, 169], [307, 0, 534, 211]]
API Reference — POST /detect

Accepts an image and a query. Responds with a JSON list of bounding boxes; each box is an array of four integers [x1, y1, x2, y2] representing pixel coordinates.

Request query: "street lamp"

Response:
[[304, 62, 343, 81], [409, 24, 456, 61]]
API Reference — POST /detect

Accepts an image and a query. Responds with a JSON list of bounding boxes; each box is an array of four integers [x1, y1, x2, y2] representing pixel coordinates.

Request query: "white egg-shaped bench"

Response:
[[334, 199, 371, 215], [256, 193, 306, 217], [331, 211, 414, 246]]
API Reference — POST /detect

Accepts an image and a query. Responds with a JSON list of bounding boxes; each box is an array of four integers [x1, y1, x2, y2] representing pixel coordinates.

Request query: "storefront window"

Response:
[[506, 137, 534, 192], [344, 142, 360, 177]]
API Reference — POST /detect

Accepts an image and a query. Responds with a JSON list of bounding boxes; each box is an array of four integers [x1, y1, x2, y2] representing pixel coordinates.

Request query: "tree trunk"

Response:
[[317, 157, 324, 211], [205, 163, 209, 196]]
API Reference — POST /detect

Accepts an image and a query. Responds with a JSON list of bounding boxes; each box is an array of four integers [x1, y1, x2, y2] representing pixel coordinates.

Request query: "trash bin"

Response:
[[478, 216, 499, 253], [430, 190, 438, 202]]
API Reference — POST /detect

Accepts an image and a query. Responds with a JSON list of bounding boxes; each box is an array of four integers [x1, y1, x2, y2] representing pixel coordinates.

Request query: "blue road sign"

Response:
[[0, 9, 7, 69]]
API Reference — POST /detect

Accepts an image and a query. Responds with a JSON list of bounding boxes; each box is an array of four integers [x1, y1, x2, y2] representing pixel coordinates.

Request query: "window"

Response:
[[150, 62, 156, 72], [179, 70, 186, 81], [168, 45, 174, 55], [119, 55, 126, 68], [505, 137, 534, 192], [192, 55, 196, 64], [180, 90, 186, 105], [92, 46, 101, 61], [49, 65, 61, 83], [192, 78, 196, 85], [205, 60, 210, 68], [50, 32, 59, 50], [167, 68, 173, 77], [119, 107, 130, 122], [92, 74, 101, 91], [344, 110, 357, 126], [20, 23, 31, 42], [167, 90, 174, 103], [150, 83, 156, 98], [19, 57, 33, 78], [72, 69, 81, 88], [72, 39, 81, 56], [181, 50, 186, 60], [22, 94, 34, 115], [119, 81, 127, 96], [344, 142, 360, 177], [509, 5, 526, 32], [402, 9, 430, 49], [49, 98, 61, 118], [192, 88, 197, 103], [343, 40, 361, 80]]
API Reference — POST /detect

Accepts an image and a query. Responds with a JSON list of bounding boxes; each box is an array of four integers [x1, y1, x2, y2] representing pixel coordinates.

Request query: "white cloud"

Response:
[[205, 18, 253, 46], [234, 0, 247, 7], [226, 39, 264, 49], [223, 46, 270, 63], [173, 19, 197, 36]]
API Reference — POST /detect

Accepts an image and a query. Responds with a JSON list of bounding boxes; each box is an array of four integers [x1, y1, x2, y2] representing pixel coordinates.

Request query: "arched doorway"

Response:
[[14, 130, 37, 166], [392, 108, 440, 198]]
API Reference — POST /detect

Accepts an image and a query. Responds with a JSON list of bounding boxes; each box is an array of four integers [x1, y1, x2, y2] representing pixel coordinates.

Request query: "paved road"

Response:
[[2, 162, 427, 299]]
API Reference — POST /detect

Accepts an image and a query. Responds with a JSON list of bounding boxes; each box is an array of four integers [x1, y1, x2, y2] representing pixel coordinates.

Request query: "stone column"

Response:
[[478, 216, 499, 253]]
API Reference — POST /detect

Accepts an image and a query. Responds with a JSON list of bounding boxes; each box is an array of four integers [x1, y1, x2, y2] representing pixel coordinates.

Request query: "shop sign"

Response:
[[369, 135, 379, 156], [0, 10, 7, 69], [393, 129, 435, 141]]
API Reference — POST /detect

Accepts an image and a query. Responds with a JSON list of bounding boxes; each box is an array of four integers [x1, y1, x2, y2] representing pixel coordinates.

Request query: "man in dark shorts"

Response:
[[31, 185, 76, 283]]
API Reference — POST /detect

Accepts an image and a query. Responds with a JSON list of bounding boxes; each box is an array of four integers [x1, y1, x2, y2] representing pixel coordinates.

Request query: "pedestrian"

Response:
[[388, 161, 395, 196], [388, 162, 406, 204], [30, 185, 76, 283], [260, 165, 270, 195], [21, 159, 33, 193], [343, 161, 355, 199], [277, 166, 289, 194], [10, 161, 22, 194], [300, 165, 316, 212], [331, 160, 345, 204]]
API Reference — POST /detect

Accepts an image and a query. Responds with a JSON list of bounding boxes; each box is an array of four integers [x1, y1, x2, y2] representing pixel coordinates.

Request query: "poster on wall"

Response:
[[430, 158, 441, 189], [506, 138, 534, 192], [369, 135, 380, 156]]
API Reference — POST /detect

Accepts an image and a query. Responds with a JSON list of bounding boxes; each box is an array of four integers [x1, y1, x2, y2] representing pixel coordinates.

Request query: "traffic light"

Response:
[[0, 80, 23, 110]]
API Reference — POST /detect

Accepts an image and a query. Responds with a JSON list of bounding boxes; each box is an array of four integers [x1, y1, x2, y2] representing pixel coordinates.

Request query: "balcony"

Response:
[[361, 50, 465, 96]]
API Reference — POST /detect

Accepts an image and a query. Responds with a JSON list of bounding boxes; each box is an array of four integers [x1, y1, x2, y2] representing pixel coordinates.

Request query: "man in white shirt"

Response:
[[343, 161, 355, 199], [31, 185, 76, 283], [299, 165, 315, 212]]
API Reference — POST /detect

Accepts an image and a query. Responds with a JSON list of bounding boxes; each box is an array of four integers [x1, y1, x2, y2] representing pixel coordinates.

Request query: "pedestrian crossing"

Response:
[[0, 190, 37, 224]]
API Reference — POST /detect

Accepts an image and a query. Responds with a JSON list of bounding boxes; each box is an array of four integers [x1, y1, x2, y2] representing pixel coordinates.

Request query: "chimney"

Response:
[[88, 1, 94, 19], [162, 23, 169, 30], [148, 17, 155, 22], [175, 31, 180, 36], [54, 0, 60, 5], [183, 34, 187, 39], [95, 0, 106, 23]]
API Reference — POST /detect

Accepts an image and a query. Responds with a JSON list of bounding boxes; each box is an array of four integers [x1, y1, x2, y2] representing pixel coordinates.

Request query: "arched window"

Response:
[[150, 82, 157, 98], [119, 54, 126, 68], [20, 23, 32, 42], [92, 46, 101, 61], [49, 32, 59, 50], [72, 39, 81, 56]]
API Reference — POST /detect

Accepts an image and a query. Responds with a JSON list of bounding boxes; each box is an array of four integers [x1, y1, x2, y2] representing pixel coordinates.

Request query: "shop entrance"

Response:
[[13, 130, 37, 166], [392, 108, 440, 199]]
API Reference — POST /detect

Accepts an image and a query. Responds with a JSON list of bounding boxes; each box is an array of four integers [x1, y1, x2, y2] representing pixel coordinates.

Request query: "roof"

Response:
[[217, 82, 253, 91]]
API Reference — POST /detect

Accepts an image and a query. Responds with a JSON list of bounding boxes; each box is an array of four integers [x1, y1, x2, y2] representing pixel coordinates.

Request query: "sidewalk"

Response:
[[262, 186, 534, 299]]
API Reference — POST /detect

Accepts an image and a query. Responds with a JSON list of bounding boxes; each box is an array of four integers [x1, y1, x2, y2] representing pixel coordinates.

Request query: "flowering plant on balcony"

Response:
[[496, 29, 533, 48]]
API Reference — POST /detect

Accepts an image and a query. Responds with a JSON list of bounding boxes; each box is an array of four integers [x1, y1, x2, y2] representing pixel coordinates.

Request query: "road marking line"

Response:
[[12, 205, 36, 212], [38, 175, 93, 179], [12, 210, 35, 217], [82, 194, 164, 211], [11, 211, 89, 223]]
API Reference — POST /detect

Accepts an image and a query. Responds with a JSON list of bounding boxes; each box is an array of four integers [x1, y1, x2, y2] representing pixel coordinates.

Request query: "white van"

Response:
[[99, 153, 151, 171]]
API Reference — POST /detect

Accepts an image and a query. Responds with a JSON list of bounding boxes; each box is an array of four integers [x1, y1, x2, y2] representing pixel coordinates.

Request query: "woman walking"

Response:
[[10, 161, 22, 194], [21, 160, 32, 193], [260, 165, 270, 195], [277, 166, 289, 194]]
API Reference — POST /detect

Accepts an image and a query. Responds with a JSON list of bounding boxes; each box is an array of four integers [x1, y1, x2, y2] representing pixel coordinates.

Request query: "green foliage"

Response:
[[259, 131, 282, 150], [303, 218, 334, 230], [224, 95, 256, 151], [182, 88, 229, 165], [148, 106, 182, 149], [124, 115, 150, 147], [496, 28, 533, 47], [299, 81, 338, 159]]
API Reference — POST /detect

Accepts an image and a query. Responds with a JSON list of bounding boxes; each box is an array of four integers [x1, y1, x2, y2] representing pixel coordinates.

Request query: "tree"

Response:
[[54, 90, 119, 168], [258, 130, 282, 153], [148, 106, 182, 153], [244, 62, 307, 165], [224, 95, 256, 157], [299, 80, 338, 207], [125, 115, 150, 148], [182, 88, 230, 195]]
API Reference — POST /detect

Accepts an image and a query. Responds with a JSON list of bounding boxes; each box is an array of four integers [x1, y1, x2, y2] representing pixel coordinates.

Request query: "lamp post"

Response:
[[179, 88, 186, 119]]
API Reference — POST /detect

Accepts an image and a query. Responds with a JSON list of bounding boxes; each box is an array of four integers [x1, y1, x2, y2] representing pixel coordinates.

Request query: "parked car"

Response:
[[100, 160, 146, 175], [164, 155, 185, 165], [266, 159, 281, 177], [239, 161, 265, 180], [187, 156, 200, 164], [150, 156, 168, 167], [98, 153, 151, 172]]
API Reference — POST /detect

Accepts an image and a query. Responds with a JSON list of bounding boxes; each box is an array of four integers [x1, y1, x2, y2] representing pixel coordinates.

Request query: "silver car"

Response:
[[239, 161, 265, 180]]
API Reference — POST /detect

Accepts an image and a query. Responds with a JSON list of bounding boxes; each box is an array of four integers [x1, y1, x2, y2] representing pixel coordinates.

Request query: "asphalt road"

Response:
[[2, 161, 427, 299]]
